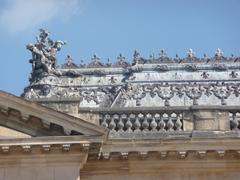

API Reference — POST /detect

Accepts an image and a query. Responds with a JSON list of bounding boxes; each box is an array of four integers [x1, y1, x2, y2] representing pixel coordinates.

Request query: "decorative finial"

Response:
[[92, 54, 100, 64], [106, 58, 112, 66], [203, 53, 210, 63], [159, 49, 167, 58], [175, 54, 181, 63], [215, 48, 223, 58], [187, 49, 195, 58], [149, 54, 153, 59], [65, 55, 73, 65], [117, 53, 126, 62], [133, 50, 140, 59], [80, 59, 86, 68]]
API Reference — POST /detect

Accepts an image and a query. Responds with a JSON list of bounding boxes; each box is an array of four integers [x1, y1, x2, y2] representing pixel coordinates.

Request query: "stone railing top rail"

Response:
[[78, 105, 240, 113]]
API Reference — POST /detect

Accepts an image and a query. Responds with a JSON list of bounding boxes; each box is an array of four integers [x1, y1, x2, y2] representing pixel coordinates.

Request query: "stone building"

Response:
[[1, 29, 240, 179]]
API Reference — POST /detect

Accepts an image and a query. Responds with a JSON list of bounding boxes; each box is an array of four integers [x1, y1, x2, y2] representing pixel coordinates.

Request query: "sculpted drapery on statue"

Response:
[[27, 29, 66, 82]]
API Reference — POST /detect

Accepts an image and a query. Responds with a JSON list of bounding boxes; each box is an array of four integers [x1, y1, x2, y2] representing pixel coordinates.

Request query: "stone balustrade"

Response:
[[100, 111, 183, 132], [77, 106, 240, 134], [100, 112, 183, 133]]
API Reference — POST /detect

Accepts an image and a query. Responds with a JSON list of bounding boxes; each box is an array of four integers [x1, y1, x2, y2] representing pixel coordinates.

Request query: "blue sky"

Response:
[[0, 0, 240, 96]]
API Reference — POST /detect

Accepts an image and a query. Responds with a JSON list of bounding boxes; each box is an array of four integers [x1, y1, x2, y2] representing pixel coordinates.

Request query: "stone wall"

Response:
[[0, 165, 80, 180]]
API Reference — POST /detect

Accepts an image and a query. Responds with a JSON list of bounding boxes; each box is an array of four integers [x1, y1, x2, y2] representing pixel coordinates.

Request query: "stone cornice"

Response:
[[97, 136, 240, 161], [0, 91, 109, 136], [57, 61, 240, 73], [0, 135, 104, 146], [28, 61, 240, 79], [82, 154, 240, 175]]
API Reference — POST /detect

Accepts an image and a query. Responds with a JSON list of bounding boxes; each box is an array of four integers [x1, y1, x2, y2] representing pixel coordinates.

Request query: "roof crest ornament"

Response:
[[117, 53, 126, 62], [215, 48, 223, 62], [65, 55, 73, 65], [92, 54, 100, 63], [159, 49, 167, 58], [215, 48, 223, 58], [114, 53, 128, 67], [88, 54, 104, 68], [187, 49, 195, 59], [133, 50, 141, 64], [62, 55, 78, 69]]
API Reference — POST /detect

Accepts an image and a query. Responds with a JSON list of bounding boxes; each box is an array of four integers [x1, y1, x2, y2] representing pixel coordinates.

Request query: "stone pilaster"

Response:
[[192, 110, 230, 131]]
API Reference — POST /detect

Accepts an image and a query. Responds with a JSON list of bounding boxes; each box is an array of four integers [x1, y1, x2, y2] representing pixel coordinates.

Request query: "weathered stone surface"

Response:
[[193, 110, 230, 131], [22, 32, 240, 113], [2, 30, 238, 180]]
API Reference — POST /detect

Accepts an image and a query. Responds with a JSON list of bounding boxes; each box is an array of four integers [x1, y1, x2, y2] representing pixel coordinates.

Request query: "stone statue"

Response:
[[26, 29, 66, 82]]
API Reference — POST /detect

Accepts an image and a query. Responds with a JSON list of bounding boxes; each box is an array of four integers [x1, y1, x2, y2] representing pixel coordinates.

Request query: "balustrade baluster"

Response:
[[134, 115, 141, 132], [126, 114, 134, 132], [109, 115, 116, 132], [158, 114, 166, 131], [166, 114, 174, 131], [101, 114, 109, 128], [154, 113, 160, 131], [175, 113, 182, 131], [150, 114, 157, 131], [138, 113, 144, 132], [118, 114, 126, 132], [142, 114, 150, 132]]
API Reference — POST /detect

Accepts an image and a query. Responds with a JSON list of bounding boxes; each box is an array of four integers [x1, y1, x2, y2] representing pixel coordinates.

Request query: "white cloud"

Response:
[[0, 0, 81, 33]]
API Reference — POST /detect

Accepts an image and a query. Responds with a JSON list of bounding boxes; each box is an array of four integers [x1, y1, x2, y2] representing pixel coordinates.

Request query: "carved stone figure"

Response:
[[27, 29, 66, 82]]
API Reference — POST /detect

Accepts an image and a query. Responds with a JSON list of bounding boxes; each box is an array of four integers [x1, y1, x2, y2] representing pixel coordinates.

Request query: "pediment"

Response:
[[0, 91, 108, 137]]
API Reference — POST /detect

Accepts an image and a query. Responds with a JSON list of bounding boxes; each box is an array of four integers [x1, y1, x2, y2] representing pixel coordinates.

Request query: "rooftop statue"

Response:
[[26, 29, 66, 81]]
